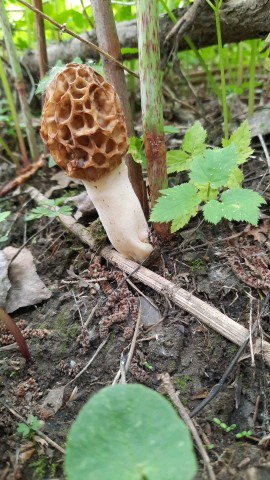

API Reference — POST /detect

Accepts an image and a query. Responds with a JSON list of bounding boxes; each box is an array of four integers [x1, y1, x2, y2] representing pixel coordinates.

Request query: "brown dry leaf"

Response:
[[3, 247, 51, 313], [246, 219, 270, 245], [139, 296, 163, 335], [45, 170, 78, 197], [33, 436, 48, 448], [192, 388, 209, 400], [19, 448, 35, 462], [41, 385, 65, 414]]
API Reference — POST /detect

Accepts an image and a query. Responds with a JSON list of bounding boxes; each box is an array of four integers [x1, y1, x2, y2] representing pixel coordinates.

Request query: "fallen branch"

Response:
[[0, 157, 45, 196], [27, 186, 270, 367], [160, 372, 216, 480], [22, 0, 270, 77]]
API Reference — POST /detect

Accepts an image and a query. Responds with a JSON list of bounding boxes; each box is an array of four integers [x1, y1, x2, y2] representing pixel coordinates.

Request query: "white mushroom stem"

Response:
[[82, 162, 153, 262]]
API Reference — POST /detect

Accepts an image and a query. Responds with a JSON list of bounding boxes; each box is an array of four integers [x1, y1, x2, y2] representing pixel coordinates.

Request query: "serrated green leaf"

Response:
[[182, 121, 207, 157], [167, 150, 191, 174], [58, 205, 73, 216], [171, 204, 199, 233], [27, 415, 40, 432], [222, 120, 253, 164], [26, 203, 72, 221], [0, 211, 11, 222], [189, 144, 237, 189], [204, 188, 266, 226], [150, 183, 200, 224], [226, 166, 244, 188], [203, 200, 223, 224], [17, 423, 30, 437]]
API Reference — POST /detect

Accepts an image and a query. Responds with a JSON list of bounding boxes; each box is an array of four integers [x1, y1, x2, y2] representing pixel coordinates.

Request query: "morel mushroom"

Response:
[[40, 63, 153, 262]]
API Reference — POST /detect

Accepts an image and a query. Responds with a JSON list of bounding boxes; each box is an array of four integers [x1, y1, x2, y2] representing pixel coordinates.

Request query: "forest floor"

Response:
[[1, 105, 270, 479]]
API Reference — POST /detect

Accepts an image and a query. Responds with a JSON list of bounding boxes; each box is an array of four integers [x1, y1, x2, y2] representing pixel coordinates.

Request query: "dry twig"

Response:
[[28, 187, 270, 367], [159, 373, 216, 480]]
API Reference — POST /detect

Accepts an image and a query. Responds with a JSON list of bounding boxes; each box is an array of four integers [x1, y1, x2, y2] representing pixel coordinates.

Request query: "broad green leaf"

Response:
[[27, 415, 41, 432], [150, 183, 200, 223], [65, 384, 197, 480], [128, 136, 146, 166], [222, 120, 253, 164], [164, 125, 180, 134], [203, 188, 266, 225], [71, 11, 86, 29], [0, 211, 11, 222], [189, 144, 237, 189], [17, 423, 30, 437], [182, 121, 207, 157], [171, 204, 199, 232], [203, 200, 223, 224], [166, 150, 191, 174], [226, 166, 244, 188], [0, 235, 8, 243]]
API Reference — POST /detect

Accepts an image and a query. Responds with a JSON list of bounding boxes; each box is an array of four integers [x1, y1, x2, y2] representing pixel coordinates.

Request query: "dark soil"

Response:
[[1, 138, 270, 480]]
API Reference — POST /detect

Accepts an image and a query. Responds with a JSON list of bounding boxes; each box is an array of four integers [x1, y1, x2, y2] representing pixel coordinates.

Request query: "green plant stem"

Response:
[[159, 0, 220, 98], [206, 0, 229, 139], [0, 2, 39, 162], [0, 137, 19, 166], [137, 0, 170, 238], [237, 42, 244, 87], [215, 7, 228, 139], [0, 56, 29, 167], [248, 40, 258, 117]]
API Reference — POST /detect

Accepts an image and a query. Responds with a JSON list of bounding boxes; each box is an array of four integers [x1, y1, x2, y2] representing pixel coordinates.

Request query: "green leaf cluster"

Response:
[[17, 414, 41, 438], [151, 121, 266, 231], [26, 198, 72, 221], [0, 211, 11, 223]]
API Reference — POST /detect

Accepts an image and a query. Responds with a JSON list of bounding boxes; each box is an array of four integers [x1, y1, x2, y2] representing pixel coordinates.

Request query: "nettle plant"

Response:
[[150, 120, 266, 232]]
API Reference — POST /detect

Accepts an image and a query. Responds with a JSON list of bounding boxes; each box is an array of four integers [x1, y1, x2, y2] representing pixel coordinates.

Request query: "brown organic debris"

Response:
[[88, 261, 139, 339], [0, 157, 45, 196]]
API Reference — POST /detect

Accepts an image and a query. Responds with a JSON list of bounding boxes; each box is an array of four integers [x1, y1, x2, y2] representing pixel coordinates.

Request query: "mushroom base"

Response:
[[83, 163, 153, 262]]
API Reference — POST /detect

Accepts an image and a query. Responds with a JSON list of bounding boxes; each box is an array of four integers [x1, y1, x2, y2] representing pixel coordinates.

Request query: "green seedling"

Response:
[[213, 417, 237, 433], [0, 211, 11, 223], [26, 198, 73, 221], [17, 414, 41, 438], [143, 361, 154, 370], [150, 120, 266, 232], [235, 430, 253, 439]]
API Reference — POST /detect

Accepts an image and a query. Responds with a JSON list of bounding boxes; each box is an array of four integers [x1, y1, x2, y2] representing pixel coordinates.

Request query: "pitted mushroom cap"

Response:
[[40, 63, 129, 182]]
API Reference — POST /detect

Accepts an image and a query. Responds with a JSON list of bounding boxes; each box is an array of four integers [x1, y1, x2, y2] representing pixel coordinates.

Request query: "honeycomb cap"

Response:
[[40, 63, 129, 182]]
